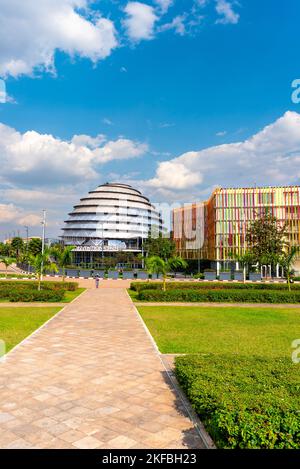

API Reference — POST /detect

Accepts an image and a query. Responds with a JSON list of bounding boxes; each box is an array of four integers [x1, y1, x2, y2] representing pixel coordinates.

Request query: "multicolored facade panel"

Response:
[[173, 186, 300, 263]]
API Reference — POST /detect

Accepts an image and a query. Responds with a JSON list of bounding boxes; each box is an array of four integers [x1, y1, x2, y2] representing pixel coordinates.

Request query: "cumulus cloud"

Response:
[[215, 0, 240, 24], [123, 2, 158, 42], [0, 0, 118, 78], [146, 111, 300, 192], [0, 203, 41, 227], [0, 123, 148, 186]]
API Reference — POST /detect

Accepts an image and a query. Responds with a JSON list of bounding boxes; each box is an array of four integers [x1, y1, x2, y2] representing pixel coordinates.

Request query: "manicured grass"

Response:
[[62, 288, 86, 303], [128, 289, 139, 301], [0, 307, 61, 352], [138, 305, 300, 357]]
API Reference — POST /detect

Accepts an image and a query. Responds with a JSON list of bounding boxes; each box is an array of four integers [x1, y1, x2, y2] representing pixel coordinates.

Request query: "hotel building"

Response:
[[173, 185, 300, 275], [61, 182, 163, 265]]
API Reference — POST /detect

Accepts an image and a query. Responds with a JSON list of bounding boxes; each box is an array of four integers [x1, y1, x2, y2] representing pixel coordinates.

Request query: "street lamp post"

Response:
[[41, 210, 46, 281], [24, 226, 29, 274]]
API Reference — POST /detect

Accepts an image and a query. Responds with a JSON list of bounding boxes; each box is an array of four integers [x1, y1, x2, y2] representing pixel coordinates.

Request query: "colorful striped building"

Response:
[[172, 186, 300, 274]]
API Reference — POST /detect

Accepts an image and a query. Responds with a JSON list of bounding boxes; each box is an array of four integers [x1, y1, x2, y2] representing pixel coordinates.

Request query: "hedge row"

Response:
[[137, 288, 300, 303], [0, 280, 78, 292], [131, 281, 300, 292], [8, 289, 65, 302], [175, 355, 300, 449]]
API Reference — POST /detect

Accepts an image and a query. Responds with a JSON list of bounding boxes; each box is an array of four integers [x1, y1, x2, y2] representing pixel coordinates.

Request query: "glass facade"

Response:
[[173, 186, 300, 265]]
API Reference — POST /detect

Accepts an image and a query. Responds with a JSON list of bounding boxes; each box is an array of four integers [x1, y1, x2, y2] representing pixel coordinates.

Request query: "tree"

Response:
[[279, 247, 299, 291], [168, 256, 188, 277], [145, 255, 187, 291], [143, 235, 175, 261], [11, 237, 24, 259], [246, 213, 287, 268], [29, 249, 58, 290], [231, 251, 256, 283], [28, 238, 42, 256], [51, 246, 74, 281], [0, 257, 15, 278]]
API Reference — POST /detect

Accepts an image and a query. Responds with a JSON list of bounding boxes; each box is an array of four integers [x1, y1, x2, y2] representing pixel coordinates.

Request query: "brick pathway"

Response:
[[0, 288, 205, 449]]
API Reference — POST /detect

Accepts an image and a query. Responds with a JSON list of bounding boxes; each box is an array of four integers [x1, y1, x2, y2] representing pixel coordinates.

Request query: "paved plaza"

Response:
[[0, 285, 206, 449]]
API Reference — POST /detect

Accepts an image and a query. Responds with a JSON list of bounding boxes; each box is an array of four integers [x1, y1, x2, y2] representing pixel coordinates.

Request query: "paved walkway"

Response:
[[0, 288, 205, 449]]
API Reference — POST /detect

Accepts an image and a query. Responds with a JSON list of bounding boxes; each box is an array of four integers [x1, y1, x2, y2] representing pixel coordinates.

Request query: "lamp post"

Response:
[[41, 210, 46, 281], [24, 226, 29, 274]]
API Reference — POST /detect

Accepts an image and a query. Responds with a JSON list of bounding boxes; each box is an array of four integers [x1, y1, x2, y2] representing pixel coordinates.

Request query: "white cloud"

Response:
[[0, 0, 118, 78], [123, 2, 158, 42], [146, 111, 300, 191], [94, 139, 149, 163], [102, 117, 114, 126], [159, 15, 187, 36], [154, 0, 173, 14], [216, 130, 227, 137], [148, 161, 202, 189], [215, 0, 240, 24], [0, 122, 148, 186], [0, 203, 41, 227]]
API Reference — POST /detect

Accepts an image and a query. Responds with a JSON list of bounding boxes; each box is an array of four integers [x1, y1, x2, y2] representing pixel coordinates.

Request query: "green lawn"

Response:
[[138, 305, 300, 357], [0, 307, 61, 352], [62, 288, 85, 303]]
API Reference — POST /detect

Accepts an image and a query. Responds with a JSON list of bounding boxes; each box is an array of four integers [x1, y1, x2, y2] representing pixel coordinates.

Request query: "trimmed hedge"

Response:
[[175, 355, 300, 449], [137, 288, 300, 303], [8, 289, 65, 302], [131, 281, 300, 293], [0, 280, 78, 292]]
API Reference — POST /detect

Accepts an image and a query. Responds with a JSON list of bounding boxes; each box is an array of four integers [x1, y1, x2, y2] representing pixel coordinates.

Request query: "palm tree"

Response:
[[168, 256, 188, 278], [145, 255, 188, 291], [279, 247, 299, 291], [51, 246, 74, 281], [30, 249, 58, 290], [0, 257, 15, 278]]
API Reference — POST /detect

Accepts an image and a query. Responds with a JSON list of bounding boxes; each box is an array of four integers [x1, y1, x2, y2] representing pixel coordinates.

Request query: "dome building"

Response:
[[61, 182, 163, 265]]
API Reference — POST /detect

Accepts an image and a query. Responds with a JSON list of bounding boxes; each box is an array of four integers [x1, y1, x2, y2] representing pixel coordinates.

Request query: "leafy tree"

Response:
[[279, 247, 299, 291], [246, 213, 287, 266], [0, 243, 10, 257], [51, 245, 74, 281], [143, 235, 175, 261], [0, 257, 15, 278], [28, 238, 42, 256], [29, 248, 58, 290], [11, 237, 24, 259]]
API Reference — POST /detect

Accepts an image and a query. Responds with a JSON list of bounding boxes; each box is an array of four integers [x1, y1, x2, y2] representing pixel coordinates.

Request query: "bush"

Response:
[[175, 355, 300, 449], [137, 288, 300, 303], [0, 280, 78, 293], [193, 273, 205, 280], [8, 289, 65, 302], [130, 281, 300, 293]]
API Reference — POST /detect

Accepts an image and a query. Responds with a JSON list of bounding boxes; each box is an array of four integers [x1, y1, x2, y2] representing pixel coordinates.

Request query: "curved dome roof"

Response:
[[61, 182, 162, 245]]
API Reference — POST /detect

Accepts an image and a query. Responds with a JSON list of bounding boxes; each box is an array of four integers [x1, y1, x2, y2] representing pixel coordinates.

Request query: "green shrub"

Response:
[[0, 280, 77, 293], [8, 289, 65, 302], [137, 288, 300, 303], [175, 355, 300, 449], [130, 281, 300, 293], [193, 273, 205, 280]]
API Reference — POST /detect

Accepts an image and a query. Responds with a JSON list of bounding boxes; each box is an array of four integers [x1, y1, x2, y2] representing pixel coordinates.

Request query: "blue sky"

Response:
[[0, 0, 300, 237]]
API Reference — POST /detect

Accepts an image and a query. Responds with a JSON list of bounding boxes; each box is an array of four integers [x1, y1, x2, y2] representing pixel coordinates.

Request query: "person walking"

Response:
[[95, 275, 100, 289]]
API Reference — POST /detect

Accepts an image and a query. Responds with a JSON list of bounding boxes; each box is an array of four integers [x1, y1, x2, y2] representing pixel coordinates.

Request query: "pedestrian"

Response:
[[95, 275, 100, 289]]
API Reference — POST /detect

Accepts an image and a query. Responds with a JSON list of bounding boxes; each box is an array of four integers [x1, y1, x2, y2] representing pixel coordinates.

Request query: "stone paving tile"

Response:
[[0, 288, 205, 449]]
